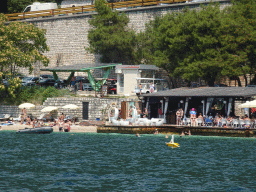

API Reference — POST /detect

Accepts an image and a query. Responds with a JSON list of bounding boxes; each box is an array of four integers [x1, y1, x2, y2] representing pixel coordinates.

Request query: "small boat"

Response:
[[16, 126, 53, 134], [166, 135, 180, 148]]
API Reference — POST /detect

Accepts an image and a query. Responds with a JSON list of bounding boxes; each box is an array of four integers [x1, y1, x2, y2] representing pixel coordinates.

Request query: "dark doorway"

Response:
[[83, 102, 89, 120], [150, 103, 159, 118]]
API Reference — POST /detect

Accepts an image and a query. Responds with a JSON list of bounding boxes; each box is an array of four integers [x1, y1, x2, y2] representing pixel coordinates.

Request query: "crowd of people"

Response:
[[20, 108, 72, 132], [176, 108, 255, 128]]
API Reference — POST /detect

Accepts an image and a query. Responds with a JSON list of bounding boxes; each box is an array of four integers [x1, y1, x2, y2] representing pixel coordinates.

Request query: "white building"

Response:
[[115, 65, 161, 96]]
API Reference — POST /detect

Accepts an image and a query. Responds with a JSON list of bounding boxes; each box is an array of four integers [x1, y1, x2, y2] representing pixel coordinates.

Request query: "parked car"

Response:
[[82, 84, 93, 91], [21, 77, 39, 86], [40, 74, 54, 79], [108, 84, 117, 94], [39, 78, 56, 87], [55, 79, 66, 88]]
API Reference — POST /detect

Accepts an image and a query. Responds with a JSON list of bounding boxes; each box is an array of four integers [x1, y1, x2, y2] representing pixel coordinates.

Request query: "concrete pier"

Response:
[[97, 124, 256, 137]]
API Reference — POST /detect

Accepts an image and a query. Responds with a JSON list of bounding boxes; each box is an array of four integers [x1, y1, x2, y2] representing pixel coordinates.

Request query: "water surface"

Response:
[[0, 131, 255, 191]]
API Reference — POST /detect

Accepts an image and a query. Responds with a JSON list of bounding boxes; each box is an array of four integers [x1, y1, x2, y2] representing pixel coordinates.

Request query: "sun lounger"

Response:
[[0, 114, 11, 121], [13, 115, 22, 122], [38, 113, 46, 121]]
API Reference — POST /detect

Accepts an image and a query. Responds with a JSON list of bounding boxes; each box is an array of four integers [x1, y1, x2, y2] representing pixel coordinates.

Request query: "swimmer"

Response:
[[180, 131, 185, 137], [165, 135, 168, 139], [136, 133, 140, 137]]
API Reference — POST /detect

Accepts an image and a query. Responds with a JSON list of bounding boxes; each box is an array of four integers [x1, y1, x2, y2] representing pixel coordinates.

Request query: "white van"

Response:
[[23, 2, 58, 13]]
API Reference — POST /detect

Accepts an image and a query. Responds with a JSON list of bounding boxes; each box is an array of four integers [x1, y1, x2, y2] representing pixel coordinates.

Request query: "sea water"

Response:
[[0, 131, 255, 191]]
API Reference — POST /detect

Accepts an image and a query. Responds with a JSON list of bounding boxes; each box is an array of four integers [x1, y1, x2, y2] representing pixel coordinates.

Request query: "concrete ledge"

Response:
[[98, 124, 256, 137]]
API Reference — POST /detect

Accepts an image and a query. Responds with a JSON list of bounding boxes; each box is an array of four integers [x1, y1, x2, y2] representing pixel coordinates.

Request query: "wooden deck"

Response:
[[97, 124, 256, 137]]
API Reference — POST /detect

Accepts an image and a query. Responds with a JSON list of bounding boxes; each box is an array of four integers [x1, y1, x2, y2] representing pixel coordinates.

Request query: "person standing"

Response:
[[176, 109, 181, 126], [139, 83, 142, 95], [190, 108, 197, 126], [143, 108, 148, 118], [22, 108, 27, 119], [150, 82, 155, 93]]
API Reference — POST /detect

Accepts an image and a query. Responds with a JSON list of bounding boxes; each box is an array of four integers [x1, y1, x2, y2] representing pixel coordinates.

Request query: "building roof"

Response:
[[40, 63, 121, 72], [143, 87, 256, 98], [116, 64, 159, 70]]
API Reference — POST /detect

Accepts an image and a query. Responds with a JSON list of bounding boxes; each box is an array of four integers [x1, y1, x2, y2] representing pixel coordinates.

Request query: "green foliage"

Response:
[[2, 86, 71, 105], [138, 1, 256, 86], [87, 0, 137, 64], [0, 14, 49, 75]]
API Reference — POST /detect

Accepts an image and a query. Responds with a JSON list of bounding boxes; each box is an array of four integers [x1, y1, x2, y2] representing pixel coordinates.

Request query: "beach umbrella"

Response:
[[62, 104, 79, 109], [18, 103, 35, 109], [239, 100, 256, 108], [41, 106, 58, 112]]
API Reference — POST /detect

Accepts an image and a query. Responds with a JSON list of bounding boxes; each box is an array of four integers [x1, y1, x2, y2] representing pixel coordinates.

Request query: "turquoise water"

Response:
[[0, 131, 255, 191]]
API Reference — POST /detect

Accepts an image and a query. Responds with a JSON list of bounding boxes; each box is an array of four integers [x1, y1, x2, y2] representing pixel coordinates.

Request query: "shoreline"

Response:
[[0, 124, 97, 133]]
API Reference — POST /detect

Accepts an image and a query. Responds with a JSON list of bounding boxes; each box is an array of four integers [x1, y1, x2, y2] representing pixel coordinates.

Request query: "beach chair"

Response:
[[221, 119, 227, 127], [239, 120, 245, 128], [244, 120, 251, 128], [205, 118, 213, 127], [197, 118, 203, 126], [186, 118, 191, 126], [37, 113, 46, 121], [232, 119, 239, 128], [66, 115, 73, 120], [226, 120, 232, 127], [0, 114, 11, 121], [13, 114, 22, 122], [183, 118, 191, 126]]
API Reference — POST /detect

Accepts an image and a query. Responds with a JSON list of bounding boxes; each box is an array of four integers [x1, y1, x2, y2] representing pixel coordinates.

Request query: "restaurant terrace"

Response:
[[142, 87, 256, 124]]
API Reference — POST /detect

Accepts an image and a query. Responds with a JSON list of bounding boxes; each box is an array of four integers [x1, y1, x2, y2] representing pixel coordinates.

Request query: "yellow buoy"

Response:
[[166, 142, 180, 148], [166, 135, 179, 148]]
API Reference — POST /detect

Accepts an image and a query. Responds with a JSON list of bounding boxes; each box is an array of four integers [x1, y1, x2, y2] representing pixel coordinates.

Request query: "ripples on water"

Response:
[[0, 131, 255, 191]]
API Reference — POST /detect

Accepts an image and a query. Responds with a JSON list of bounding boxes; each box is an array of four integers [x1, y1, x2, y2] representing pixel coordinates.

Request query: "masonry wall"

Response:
[[0, 97, 138, 122], [17, 0, 231, 78]]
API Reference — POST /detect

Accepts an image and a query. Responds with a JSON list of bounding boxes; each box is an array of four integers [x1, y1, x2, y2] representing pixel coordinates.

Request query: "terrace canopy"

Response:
[[141, 87, 256, 122], [40, 63, 121, 90]]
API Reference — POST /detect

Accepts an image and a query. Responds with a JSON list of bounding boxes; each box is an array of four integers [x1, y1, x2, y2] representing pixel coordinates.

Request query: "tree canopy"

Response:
[[87, 0, 137, 64], [137, 0, 256, 86], [0, 14, 49, 98]]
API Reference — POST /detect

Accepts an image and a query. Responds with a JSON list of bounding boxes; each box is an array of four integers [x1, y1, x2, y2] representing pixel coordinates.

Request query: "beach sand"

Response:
[[1, 124, 97, 133]]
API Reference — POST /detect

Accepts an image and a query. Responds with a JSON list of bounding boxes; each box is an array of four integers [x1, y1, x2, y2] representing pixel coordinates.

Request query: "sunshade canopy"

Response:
[[41, 106, 58, 112], [18, 103, 35, 109], [239, 100, 256, 108]]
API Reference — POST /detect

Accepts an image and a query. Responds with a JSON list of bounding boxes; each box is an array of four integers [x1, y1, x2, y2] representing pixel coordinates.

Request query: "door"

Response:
[[121, 101, 126, 119], [83, 102, 89, 120]]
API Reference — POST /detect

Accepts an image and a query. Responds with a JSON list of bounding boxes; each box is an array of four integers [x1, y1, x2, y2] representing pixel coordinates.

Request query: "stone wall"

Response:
[[17, 0, 231, 78], [0, 97, 138, 121]]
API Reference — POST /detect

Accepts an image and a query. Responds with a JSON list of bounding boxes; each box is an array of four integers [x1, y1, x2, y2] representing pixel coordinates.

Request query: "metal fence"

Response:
[[5, 0, 186, 21]]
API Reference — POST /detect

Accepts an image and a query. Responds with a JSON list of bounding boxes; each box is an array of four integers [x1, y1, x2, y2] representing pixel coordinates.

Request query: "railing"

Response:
[[5, 0, 186, 21]]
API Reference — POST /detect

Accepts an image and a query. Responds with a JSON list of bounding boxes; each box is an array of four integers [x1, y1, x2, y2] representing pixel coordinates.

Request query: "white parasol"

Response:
[[62, 104, 79, 109], [238, 100, 256, 108], [18, 103, 35, 109], [41, 106, 58, 112]]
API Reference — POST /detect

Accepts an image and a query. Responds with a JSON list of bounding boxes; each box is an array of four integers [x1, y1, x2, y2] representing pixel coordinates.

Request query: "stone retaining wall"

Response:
[[16, 0, 231, 78], [0, 96, 138, 122]]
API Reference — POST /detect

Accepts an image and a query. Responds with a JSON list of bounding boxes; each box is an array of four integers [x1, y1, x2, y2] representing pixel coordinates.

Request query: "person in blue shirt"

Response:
[[190, 108, 197, 126]]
